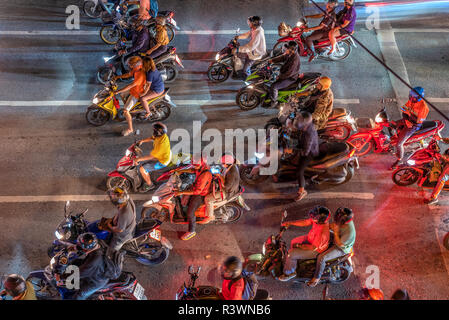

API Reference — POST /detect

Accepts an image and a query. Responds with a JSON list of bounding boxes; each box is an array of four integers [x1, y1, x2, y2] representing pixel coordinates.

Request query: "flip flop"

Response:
[[121, 129, 133, 137]]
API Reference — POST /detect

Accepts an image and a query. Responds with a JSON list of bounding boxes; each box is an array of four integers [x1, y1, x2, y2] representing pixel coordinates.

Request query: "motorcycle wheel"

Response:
[[97, 66, 114, 85], [141, 207, 168, 222], [83, 0, 102, 18], [271, 42, 288, 57], [392, 167, 420, 186], [236, 89, 261, 110], [85, 105, 110, 126], [264, 119, 282, 135], [328, 40, 352, 61], [240, 166, 270, 185], [100, 25, 121, 45], [443, 233, 449, 251], [135, 244, 169, 266], [207, 64, 230, 83], [347, 136, 373, 157], [106, 176, 132, 192], [324, 125, 351, 141], [222, 204, 243, 223], [162, 63, 178, 83], [26, 276, 60, 300], [148, 101, 171, 121], [328, 264, 352, 283]]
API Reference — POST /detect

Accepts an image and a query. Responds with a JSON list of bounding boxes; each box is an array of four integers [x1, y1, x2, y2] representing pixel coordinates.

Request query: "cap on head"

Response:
[[107, 187, 129, 206], [334, 207, 354, 224], [308, 206, 331, 224], [77, 232, 98, 251], [319, 76, 332, 90], [409, 86, 424, 102]]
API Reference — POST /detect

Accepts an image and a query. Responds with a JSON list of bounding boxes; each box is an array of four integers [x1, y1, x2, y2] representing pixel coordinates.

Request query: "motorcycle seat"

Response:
[[134, 218, 160, 237], [329, 108, 347, 119], [412, 120, 438, 136], [314, 34, 350, 46], [310, 142, 349, 165]]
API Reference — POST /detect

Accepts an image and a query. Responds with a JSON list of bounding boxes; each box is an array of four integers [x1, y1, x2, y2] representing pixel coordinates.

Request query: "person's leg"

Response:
[[140, 165, 153, 185], [204, 193, 220, 222], [392, 126, 416, 168], [243, 58, 255, 77], [280, 248, 318, 281], [182, 195, 203, 240], [122, 96, 137, 136], [140, 90, 163, 115], [149, 45, 168, 59], [308, 246, 345, 286], [140, 161, 164, 191], [328, 28, 340, 54], [270, 78, 296, 107], [73, 280, 108, 300], [306, 31, 324, 57], [295, 156, 312, 201], [426, 164, 449, 204]]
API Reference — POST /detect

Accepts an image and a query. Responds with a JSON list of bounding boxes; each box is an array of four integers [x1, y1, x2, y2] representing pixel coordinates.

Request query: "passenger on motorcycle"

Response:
[[105, 187, 136, 255], [175, 155, 213, 241], [425, 136, 449, 205], [304, 0, 338, 62], [328, 0, 357, 55], [391, 288, 410, 300], [268, 41, 302, 109], [127, 0, 158, 22], [232, 16, 267, 78], [145, 16, 170, 59], [135, 122, 172, 191], [204, 153, 240, 222], [359, 287, 384, 300], [220, 256, 245, 300], [118, 19, 150, 56], [1, 274, 37, 300], [140, 58, 165, 119], [284, 111, 319, 202], [278, 206, 331, 281], [307, 207, 356, 287], [114, 56, 147, 136], [390, 87, 430, 170]]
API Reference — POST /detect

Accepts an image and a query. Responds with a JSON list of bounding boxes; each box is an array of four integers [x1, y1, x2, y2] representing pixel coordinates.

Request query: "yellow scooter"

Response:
[[85, 80, 175, 127]]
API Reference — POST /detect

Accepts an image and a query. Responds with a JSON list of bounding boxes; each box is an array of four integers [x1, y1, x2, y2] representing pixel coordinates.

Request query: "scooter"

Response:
[[106, 139, 192, 192], [83, 0, 136, 22], [245, 210, 354, 284], [85, 80, 175, 127], [272, 18, 357, 61], [140, 168, 251, 225], [175, 266, 271, 300], [47, 201, 173, 266], [347, 104, 445, 158]]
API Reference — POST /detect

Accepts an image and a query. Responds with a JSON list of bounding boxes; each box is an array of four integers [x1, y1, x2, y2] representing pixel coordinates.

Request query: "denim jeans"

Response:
[[313, 245, 346, 279], [73, 279, 109, 300], [269, 78, 297, 103], [236, 53, 255, 77], [396, 124, 421, 160]]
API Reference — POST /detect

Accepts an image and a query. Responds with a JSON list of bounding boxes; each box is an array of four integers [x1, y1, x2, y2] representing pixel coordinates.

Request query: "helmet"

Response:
[[153, 122, 168, 137], [77, 232, 98, 251], [127, 56, 143, 69], [221, 152, 235, 166], [360, 288, 385, 300], [318, 77, 332, 91], [155, 16, 167, 25], [222, 256, 243, 280], [248, 16, 262, 27], [409, 87, 424, 103], [2, 274, 26, 297], [334, 207, 354, 225], [130, 17, 144, 29], [308, 206, 331, 224], [391, 289, 410, 300], [294, 111, 313, 130], [107, 187, 130, 206]]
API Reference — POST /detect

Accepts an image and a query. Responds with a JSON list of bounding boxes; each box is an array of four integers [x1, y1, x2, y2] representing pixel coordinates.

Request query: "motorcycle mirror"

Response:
[[188, 265, 194, 274], [135, 129, 140, 136], [282, 210, 288, 220], [236, 28, 240, 33], [197, 266, 201, 275], [80, 208, 88, 216]]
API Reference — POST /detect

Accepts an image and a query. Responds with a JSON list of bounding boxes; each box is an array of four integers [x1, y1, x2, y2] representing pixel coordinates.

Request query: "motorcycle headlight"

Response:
[[248, 85, 254, 89], [346, 115, 355, 123], [103, 56, 114, 63], [375, 114, 383, 123], [262, 244, 266, 256], [152, 196, 160, 203], [407, 160, 416, 166], [255, 152, 265, 159], [55, 230, 64, 240], [296, 21, 303, 27], [215, 53, 220, 61], [92, 97, 100, 104], [50, 257, 56, 268], [125, 149, 132, 156]]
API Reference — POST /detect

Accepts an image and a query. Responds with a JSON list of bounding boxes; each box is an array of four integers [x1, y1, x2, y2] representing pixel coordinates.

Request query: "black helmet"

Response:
[[308, 206, 331, 224], [391, 289, 410, 300], [286, 41, 298, 51], [444, 149, 449, 157], [222, 256, 243, 280], [77, 232, 98, 251], [248, 16, 262, 27], [2, 274, 26, 297], [334, 207, 354, 225], [153, 122, 168, 137], [107, 187, 129, 206]]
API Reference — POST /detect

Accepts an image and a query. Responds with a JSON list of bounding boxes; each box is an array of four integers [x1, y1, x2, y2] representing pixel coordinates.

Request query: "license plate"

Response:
[[149, 229, 161, 241], [132, 283, 145, 300]]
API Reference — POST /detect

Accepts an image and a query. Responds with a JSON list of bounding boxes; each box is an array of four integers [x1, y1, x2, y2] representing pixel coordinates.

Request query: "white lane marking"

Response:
[[428, 98, 449, 103], [0, 192, 374, 203], [392, 28, 449, 33]]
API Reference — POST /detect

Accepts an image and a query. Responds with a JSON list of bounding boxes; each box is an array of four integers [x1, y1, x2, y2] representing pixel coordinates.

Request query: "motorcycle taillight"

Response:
[[113, 97, 120, 110]]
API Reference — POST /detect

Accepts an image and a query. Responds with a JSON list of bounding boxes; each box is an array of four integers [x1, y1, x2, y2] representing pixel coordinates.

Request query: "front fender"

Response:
[[107, 171, 127, 180]]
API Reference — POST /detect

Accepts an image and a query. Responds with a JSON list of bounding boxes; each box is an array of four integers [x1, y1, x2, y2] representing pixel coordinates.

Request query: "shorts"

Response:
[[124, 95, 139, 112], [143, 161, 166, 174]]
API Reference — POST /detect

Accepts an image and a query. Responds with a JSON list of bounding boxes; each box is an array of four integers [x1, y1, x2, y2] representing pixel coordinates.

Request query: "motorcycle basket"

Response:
[[278, 22, 292, 37]]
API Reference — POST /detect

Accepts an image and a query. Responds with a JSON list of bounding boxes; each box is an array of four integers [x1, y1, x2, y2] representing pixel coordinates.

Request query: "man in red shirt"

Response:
[[220, 256, 245, 300], [174, 156, 213, 240], [279, 206, 331, 281]]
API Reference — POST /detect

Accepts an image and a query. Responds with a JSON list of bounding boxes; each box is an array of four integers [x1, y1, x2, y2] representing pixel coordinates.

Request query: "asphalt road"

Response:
[[1, 0, 449, 300]]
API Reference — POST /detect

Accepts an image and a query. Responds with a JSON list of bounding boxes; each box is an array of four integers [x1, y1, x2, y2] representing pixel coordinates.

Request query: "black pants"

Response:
[[296, 155, 313, 188], [186, 195, 204, 233], [270, 78, 297, 103]]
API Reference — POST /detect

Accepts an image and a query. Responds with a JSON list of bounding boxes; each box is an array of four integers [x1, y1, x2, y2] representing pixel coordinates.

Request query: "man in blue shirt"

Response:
[[140, 57, 165, 118]]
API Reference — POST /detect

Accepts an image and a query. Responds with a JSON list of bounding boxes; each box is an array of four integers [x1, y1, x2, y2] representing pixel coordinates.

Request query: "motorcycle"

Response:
[[240, 139, 359, 185], [140, 167, 251, 225], [47, 201, 173, 266], [100, 10, 178, 45], [347, 105, 445, 158], [207, 29, 272, 83], [83, 0, 137, 22], [175, 266, 271, 300], [106, 139, 192, 192], [264, 94, 357, 141], [85, 79, 175, 127], [245, 210, 354, 284], [272, 19, 357, 61], [98, 43, 184, 84], [236, 69, 320, 111]]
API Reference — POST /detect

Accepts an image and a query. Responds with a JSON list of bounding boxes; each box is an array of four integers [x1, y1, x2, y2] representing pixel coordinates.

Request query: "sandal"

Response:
[[121, 129, 133, 137], [294, 190, 308, 202]]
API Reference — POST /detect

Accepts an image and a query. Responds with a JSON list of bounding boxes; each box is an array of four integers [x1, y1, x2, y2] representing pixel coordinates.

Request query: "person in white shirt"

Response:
[[232, 16, 267, 78]]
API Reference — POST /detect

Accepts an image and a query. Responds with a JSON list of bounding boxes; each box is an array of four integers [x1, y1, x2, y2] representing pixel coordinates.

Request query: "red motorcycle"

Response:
[[347, 106, 444, 158], [273, 19, 357, 61]]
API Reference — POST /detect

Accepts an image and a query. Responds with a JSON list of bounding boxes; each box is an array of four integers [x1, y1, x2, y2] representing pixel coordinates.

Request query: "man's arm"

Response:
[[305, 13, 324, 19], [116, 81, 139, 95], [237, 31, 251, 40], [283, 219, 312, 228]]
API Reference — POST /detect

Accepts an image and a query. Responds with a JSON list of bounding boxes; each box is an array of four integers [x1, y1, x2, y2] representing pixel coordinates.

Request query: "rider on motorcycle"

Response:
[[425, 136, 449, 205], [232, 16, 267, 79], [145, 16, 170, 59], [140, 58, 165, 119], [174, 155, 213, 241], [220, 256, 244, 300], [268, 41, 302, 109], [127, 0, 158, 22], [307, 207, 356, 287], [390, 87, 430, 170], [114, 56, 147, 136], [278, 206, 331, 281], [304, 0, 338, 62], [118, 19, 150, 56], [1, 274, 36, 300], [328, 0, 357, 55]]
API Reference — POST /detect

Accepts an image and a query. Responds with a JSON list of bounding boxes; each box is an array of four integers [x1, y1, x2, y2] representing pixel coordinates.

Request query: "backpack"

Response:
[[229, 270, 258, 300], [102, 250, 125, 280]]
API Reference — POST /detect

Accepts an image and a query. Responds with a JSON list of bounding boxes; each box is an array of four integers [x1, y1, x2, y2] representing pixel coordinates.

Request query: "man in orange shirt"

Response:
[[391, 87, 430, 169], [115, 56, 146, 136], [220, 256, 245, 300]]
